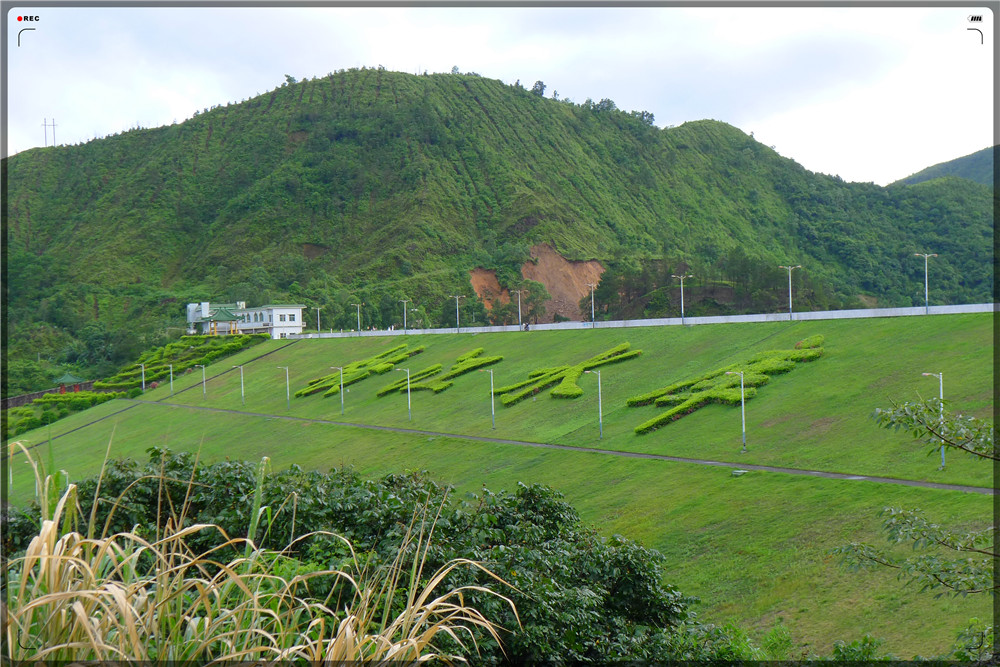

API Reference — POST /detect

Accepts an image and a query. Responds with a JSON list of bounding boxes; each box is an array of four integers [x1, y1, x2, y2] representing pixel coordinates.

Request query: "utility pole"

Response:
[[450, 295, 465, 332], [400, 298, 410, 334], [41, 118, 57, 146]]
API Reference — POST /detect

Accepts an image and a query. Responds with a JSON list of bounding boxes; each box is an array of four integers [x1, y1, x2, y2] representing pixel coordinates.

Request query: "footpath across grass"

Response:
[[6, 313, 992, 657]]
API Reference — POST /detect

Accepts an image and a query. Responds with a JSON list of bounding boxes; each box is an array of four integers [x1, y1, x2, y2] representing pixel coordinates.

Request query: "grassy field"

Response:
[[6, 313, 992, 657]]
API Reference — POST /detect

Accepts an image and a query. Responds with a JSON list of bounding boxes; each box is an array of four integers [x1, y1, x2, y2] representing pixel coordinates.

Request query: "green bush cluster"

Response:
[[495, 343, 642, 406], [295, 344, 425, 398], [93, 334, 269, 391], [631, 342, 824, 435], [4, 390, 131, 437], [2, 447, 696, 663]]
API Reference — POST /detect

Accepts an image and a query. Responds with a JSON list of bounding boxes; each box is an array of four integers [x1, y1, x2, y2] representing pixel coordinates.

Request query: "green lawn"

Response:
[[6, 313, 992, 657]]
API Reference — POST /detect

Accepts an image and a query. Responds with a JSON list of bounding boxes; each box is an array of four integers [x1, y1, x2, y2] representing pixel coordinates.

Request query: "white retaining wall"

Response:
[[289, 303, 994, 340]]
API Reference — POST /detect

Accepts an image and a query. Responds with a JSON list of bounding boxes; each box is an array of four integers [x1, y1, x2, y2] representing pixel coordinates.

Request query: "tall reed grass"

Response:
[[4, 440, 517, 662]]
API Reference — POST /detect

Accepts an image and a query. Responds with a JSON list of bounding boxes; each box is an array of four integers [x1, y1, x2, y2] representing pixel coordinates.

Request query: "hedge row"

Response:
[[634, 385, 759, 434], [94, 335, 269, 391], [495, 343, 642, 407], [631, 342, 825, 435], [294, 344, 425, 398], [4, 389, 136, 437], [376, 365, 443, 396]]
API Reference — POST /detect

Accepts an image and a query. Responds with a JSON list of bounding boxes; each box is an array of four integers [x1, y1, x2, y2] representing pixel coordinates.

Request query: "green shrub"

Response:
[[497, 344, 641, 406], [631, 342, 822, 434]]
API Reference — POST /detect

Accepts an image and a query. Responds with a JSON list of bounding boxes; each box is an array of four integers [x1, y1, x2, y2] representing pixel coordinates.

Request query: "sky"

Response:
[[4, 4, 995, 185]]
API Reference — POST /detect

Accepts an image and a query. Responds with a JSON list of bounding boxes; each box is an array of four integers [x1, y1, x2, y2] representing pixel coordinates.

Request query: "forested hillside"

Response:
[[5, 68, 992, 393]]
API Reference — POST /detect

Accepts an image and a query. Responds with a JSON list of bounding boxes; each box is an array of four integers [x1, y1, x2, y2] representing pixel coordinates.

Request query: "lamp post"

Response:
[[479, 368, 495, 429], [513, 289, 525, 328], [140, 363, 146, 392], [586, 283, 597, 328], [914, 253, 938, 315], [395, 368, 411, 421], [922, 372, 945, 469], [169, 364, 174, 396], [330, 366, 345, 415], [778, 265, 801, 320], [314, 307, 322, 333], [584, 370, 603, 439], [450, 295, 465, 333], [232, 365, 245, 406], [351, 303, 364, 335], [671, 274, 693, 324], [277, 366, 290, 411], [725, 371, 746, 452], [400, 298, 410, 334], [194, 364, 207, 397]]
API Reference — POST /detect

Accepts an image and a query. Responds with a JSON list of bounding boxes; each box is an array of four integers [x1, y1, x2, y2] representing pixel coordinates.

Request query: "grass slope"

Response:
[[7, 314, 992, 656]]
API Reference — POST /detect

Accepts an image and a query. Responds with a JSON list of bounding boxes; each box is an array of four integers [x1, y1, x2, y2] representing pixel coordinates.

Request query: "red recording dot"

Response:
[[17, 15, 23, 20]]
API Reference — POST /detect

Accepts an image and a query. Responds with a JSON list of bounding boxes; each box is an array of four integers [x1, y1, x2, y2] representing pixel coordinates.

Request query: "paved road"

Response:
[[122, 399, 993, 496]]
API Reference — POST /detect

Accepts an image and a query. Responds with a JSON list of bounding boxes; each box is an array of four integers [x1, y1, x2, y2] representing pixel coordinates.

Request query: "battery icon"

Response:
[[968, 15, 983, 21]]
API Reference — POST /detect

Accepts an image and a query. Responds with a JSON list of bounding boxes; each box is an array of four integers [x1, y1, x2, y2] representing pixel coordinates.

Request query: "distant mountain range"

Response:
[[896, 146, 994, 187], [4, 68, 993, 392]]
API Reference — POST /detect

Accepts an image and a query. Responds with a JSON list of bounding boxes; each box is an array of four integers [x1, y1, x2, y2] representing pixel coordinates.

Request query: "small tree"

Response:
[[521, 279, 550, 324], [833, 398, 995, 660], [531, 80, 546, 97]]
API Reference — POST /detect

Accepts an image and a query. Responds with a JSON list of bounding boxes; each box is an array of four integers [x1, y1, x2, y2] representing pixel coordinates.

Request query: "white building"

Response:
[[186, 301, 306, 339]]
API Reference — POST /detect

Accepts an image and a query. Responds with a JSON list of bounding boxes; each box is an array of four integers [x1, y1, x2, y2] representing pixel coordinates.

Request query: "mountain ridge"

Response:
[[4, 67, 992, 391]]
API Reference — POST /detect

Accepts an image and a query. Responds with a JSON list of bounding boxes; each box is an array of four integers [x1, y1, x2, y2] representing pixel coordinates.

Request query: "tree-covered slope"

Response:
[[895, 146, 994, 187], [4, 68, 993, 391]]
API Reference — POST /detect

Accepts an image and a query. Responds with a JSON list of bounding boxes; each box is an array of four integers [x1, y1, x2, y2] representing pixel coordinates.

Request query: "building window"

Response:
[[289, 314, 296, 322], [279, 314, 287, 322]]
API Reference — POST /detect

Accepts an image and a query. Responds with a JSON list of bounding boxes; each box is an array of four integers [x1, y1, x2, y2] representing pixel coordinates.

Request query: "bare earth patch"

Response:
[[520, 244, 604, 322], [469, 268, 509, 311]]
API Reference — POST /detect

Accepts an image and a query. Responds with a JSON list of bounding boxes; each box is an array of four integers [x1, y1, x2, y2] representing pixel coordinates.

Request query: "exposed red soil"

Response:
[[521, 244, 604, 322], [468, 245, 605, 323], [469, 268, 510, 310]]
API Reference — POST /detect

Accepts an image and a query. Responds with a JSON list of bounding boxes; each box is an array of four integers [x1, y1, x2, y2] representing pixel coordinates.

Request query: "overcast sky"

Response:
[[4, 4, 995, 185]]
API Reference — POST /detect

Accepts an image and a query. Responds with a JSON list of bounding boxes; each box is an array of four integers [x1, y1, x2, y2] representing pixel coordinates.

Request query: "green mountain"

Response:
[[4, 68, 993, 392], [896, 146, 994, 187]]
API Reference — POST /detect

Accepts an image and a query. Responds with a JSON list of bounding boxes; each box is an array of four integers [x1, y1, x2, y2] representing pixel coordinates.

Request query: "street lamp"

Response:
[[277, 366, 290, 411], [400, 298, 410, 334], [450, 295, 465, 333], [140, 363, 146, 392], [351, 303, 364, 335], [671, 274, 693, 324], [922, 372, 945, 469], [169, 364, 174, 396], [584, 370, 603, 439], [914, 253, 938, 315], [513, 289, 525, 328], [479, 368, 495, 429], [725, 371, 747, 452], [232, 365, 245, 406], [330, 366, 345, 415], [314, 307, 322, 333], [395, 368, 411, 421], [195, 364, 206, 396], [778, 265, 801, 320], [586, 283, 597, 328]]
